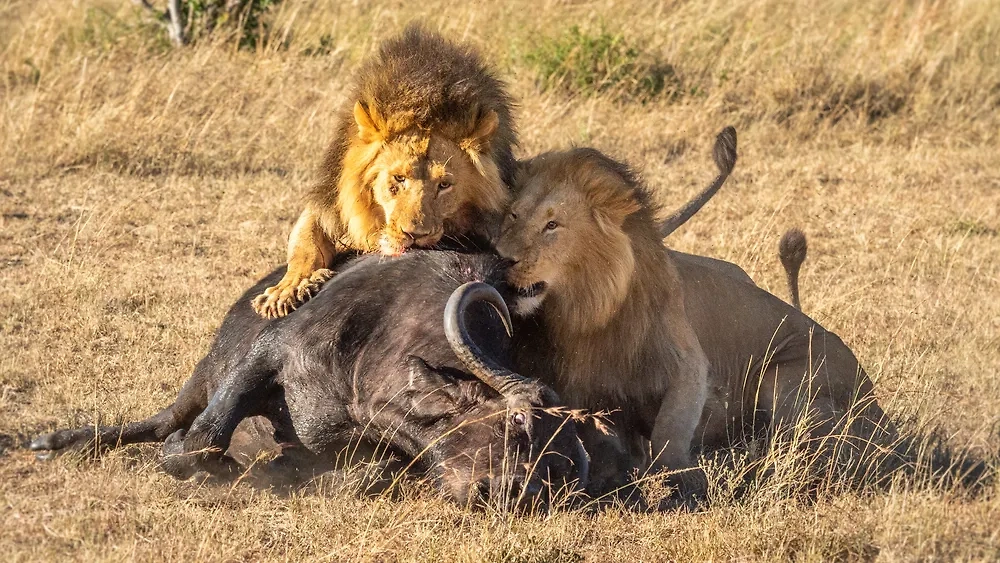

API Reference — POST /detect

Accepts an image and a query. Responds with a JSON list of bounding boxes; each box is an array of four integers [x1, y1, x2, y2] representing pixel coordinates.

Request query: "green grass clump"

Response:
[[523, 26, 679, 102], [184, 0, 283, 49]]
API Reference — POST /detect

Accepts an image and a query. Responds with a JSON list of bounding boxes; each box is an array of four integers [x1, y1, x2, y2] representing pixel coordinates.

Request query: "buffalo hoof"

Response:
[[29, 428, 92, 458], [160, 429, 244, 481], [160, 429, 199, 480], [34, 449, 58, 462]]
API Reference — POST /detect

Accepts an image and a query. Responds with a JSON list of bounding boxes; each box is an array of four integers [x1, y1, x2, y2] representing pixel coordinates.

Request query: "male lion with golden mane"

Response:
[[253, 25, 515, 318], [498, 133, 895, 503]]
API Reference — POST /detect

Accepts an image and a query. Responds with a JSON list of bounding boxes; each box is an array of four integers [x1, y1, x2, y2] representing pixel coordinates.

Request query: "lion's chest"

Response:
[[553, 335, 671, 412]]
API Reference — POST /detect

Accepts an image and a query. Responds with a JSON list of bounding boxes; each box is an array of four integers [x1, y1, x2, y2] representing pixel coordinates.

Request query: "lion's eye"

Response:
[[510, 412, 527, 426], [509, 212, 518, 221], [392, 174, 406, 184], [544, 220, 558, 231], [438, 181, 452, 192]]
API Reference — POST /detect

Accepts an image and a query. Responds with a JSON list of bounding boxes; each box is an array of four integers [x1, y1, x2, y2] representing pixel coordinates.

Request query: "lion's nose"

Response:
[[402, 227, 432, 240]]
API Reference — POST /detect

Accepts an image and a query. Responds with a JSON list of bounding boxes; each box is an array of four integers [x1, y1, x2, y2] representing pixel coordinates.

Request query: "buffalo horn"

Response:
[[444, 282, 530, 396]]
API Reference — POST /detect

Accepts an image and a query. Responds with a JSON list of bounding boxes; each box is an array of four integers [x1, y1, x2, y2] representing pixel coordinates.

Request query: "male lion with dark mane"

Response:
[[253, 25, 516, 318], [498, 149, 719, 500], [498, 134, 895, 503]]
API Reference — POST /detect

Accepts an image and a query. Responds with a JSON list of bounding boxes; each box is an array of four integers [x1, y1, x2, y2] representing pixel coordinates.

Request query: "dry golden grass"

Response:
[[2, 0, 999, 560]]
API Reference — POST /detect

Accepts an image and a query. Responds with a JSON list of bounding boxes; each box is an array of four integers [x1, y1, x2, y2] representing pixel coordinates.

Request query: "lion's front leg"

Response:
[[252, 207, 338, 319], [649, 320, 710, 503]]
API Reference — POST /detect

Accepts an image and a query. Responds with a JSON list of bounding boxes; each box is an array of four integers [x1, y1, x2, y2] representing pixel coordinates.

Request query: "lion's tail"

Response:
[[658, 126, 738, 237], [778, 228, 807, 310]]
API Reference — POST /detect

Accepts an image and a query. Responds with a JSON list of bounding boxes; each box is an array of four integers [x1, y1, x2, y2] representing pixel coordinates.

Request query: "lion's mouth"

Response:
[[378, 231, 444, 256], [517, 282, 547, 299], [378, 235, 407, 256]]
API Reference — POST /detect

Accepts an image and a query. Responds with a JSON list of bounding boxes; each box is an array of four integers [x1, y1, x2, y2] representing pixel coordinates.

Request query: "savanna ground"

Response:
[[2, 0, 999, 560]]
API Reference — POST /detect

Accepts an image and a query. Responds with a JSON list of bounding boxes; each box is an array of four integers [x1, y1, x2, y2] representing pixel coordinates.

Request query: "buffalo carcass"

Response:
[[30, 250, 589, 507]]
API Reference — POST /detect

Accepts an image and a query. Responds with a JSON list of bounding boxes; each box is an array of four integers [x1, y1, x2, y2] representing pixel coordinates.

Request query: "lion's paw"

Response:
[[294, 268, 334, 302], [251, 289, 286, 319], [250, 276, 301, 319], [251, 278, 301, 319], [659, 466, 708, 511], [251, 269, 335, 319]]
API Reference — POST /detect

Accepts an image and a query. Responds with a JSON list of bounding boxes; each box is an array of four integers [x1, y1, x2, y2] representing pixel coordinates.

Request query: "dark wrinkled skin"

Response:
[[31, 250, 587, 508]]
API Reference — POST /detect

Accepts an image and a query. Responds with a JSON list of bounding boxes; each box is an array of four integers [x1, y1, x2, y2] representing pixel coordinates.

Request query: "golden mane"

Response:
[[555, 186, 690, 403], [331, 140, 382, 250], [308, 24, 517, 250]]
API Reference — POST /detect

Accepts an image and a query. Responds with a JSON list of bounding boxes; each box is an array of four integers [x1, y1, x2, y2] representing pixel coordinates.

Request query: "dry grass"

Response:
[[2, 0, 1000, 560]]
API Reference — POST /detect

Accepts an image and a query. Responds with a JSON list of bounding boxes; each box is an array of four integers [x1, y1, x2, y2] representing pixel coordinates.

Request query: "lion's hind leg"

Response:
[[757, 351, 898, 488]]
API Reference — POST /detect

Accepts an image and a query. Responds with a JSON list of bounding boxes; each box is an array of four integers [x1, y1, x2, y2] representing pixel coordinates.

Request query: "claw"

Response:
[[253, 269, 336, 319]]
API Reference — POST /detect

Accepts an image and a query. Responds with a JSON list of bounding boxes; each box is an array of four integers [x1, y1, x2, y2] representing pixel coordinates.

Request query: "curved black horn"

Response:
[[444, 282, 530, 396]]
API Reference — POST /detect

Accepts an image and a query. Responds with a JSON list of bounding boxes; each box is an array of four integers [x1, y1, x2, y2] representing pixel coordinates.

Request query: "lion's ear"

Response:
[[461, 109, 504, 184], [592, 192, 641, 234], [462, 109, 500, 153], [511, 158, 534, 192], [354, 101, 385, 144], [586, 170, 642, 231]]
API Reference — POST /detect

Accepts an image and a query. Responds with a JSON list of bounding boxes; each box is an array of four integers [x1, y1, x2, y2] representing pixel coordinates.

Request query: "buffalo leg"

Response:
[[251, 394, 325, 487], [30, 371, 209, 458], [161, 353, 277, 480]]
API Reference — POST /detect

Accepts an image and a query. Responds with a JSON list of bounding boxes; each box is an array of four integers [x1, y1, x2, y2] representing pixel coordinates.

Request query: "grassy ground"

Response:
[[2, 0, 999, 560]]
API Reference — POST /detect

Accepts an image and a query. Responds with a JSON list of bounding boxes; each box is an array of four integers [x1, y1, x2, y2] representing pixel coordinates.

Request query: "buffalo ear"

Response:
[[404, 356, 487, 411], [354, 101, 385, 144]]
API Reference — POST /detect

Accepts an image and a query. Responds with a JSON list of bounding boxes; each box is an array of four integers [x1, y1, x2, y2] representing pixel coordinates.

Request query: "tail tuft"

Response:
[[712, 125, 738, 177], [779, 228, 807, 310], [658, 125, 738, 237]]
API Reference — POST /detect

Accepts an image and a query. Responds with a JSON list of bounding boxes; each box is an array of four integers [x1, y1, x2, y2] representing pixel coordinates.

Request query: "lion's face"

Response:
[[495, 170, 592, 315], [496, 150, 640, 321], [367, 133, 497, 255], [338, 102, 509, 256]]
